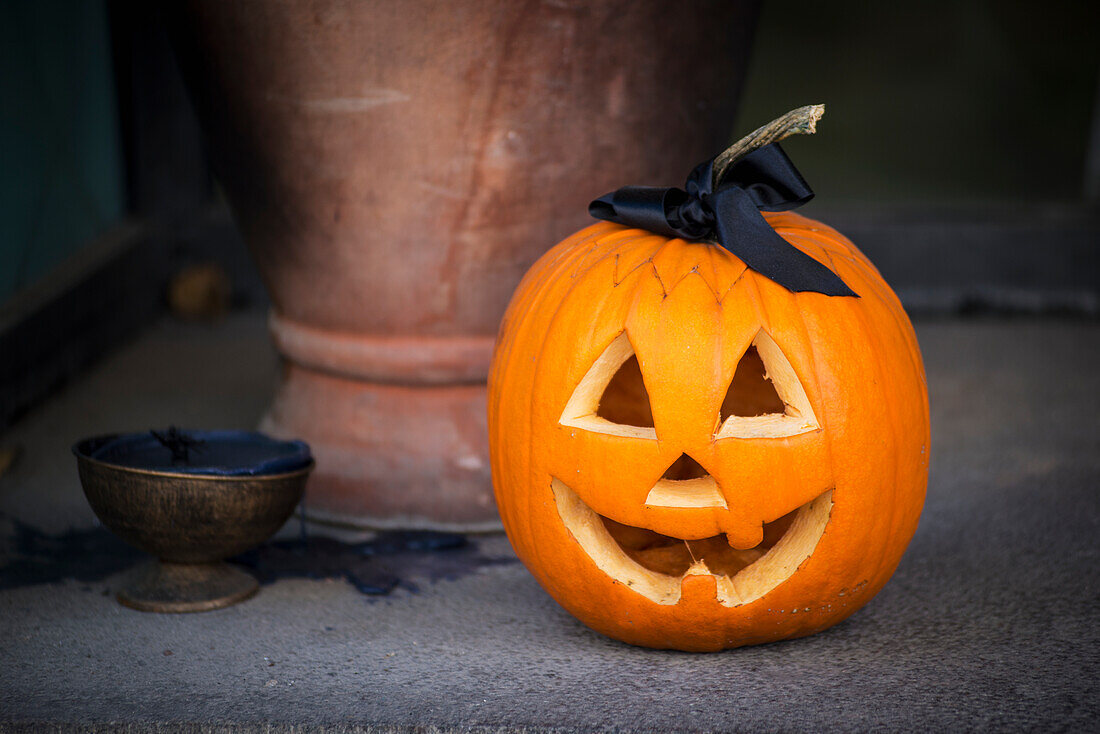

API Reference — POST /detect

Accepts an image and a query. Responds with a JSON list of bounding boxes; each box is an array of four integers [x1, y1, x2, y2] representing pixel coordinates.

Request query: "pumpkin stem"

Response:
[[711, 104, 825, 185]]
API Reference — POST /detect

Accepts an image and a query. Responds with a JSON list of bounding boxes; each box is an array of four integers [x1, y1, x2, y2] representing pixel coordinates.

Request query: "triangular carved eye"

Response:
[[597, 353, 654, 428], [720, 345, 786, 419], [560, 333, 658, 439], [714, 330, 819, 439]]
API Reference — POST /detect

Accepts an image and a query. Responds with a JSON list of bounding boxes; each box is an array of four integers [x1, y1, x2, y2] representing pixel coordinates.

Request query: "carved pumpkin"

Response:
[[487, 111, 929, 651]]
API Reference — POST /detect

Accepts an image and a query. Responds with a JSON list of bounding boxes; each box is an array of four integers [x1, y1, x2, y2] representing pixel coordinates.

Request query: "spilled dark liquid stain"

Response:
[[0, 518, 141, 590], [233, 531, 516, 597], [0, 515, 514, 597]]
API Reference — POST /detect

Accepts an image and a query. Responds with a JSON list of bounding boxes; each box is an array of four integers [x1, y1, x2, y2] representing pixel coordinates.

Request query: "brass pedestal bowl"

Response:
[[75, 433, 312, 612]]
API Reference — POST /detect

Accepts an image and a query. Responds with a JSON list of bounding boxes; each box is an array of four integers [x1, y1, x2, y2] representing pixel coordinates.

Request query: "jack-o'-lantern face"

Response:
[[553, 325, 833, 608], [489, 214, 929, 651]]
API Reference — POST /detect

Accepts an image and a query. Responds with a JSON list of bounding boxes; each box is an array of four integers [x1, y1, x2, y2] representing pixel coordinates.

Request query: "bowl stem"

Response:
[[117, 559, 259, 613]]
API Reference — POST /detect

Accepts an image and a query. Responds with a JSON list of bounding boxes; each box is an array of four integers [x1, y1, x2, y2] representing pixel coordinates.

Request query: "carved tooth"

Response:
[[684, 559, 711, 576]]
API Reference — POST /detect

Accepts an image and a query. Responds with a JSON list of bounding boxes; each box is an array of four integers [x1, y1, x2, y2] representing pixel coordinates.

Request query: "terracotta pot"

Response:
[[174, 0, 758, 530]]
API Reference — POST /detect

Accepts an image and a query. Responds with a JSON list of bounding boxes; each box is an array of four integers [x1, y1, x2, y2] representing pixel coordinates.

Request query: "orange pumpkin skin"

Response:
[[488, 212, 929, 651]]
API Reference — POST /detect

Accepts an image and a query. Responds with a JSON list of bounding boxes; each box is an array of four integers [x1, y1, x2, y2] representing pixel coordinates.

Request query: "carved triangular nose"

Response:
[[645, 453, 727, 509], [661, 453, 709, 481]]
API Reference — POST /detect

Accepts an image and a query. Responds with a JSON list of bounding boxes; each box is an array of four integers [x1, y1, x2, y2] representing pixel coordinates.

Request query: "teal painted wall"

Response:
[[0, 0, 125, 303]]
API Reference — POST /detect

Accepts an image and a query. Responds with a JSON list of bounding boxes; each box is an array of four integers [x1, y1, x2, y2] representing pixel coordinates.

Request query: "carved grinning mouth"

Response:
[[552, 478, 833, 607]]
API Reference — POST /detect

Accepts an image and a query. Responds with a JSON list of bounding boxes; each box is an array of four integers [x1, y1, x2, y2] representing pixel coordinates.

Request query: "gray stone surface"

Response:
[[1, 312, 1098, 732]]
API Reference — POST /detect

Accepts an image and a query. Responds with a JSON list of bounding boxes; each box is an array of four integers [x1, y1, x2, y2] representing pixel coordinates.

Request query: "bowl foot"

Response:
[[118, 560, 259, 613]]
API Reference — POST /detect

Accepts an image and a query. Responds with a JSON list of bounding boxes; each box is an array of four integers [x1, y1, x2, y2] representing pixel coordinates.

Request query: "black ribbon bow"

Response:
[[588, 143, 857, 297]]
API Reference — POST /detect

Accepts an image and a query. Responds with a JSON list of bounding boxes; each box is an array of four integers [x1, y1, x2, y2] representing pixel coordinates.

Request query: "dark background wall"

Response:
[[738, 0, 1099, 204]]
